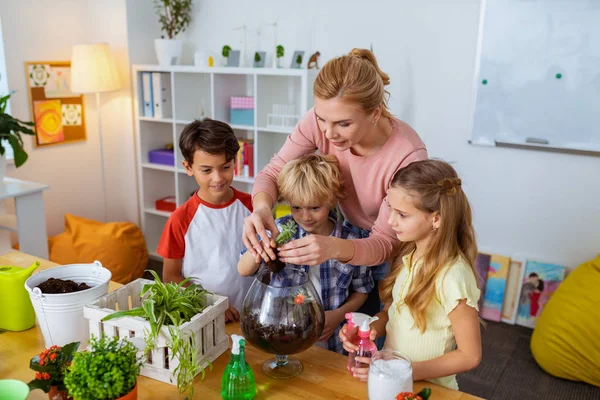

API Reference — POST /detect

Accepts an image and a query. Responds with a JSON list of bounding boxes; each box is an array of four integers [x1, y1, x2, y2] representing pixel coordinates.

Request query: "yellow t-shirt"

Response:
[[384, 252, 480, 390]]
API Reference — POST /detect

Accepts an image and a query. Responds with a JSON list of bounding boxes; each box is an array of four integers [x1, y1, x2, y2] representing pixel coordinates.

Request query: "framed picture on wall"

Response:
[[24, 61, 87, 147]]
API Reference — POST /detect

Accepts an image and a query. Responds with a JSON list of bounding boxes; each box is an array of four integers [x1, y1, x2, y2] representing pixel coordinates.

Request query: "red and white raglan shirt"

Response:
[[157, 188, 254, 311]]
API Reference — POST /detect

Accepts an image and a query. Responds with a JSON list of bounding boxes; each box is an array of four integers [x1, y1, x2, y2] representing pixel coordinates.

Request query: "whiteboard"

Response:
[[471, 0, 600, 153]]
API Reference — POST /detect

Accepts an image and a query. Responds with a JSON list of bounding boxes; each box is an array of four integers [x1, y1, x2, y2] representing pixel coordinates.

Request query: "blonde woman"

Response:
[[242, 48, 427, 316]]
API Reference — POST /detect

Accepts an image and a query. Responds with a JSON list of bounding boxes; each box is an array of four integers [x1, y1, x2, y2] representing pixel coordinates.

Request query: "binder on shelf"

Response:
[[142, 72, 153, 117], [151, 72, 173, 119]]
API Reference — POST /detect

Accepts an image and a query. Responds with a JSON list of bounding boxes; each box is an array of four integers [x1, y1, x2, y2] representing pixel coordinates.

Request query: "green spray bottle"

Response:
[[221, 334, 256, 400]]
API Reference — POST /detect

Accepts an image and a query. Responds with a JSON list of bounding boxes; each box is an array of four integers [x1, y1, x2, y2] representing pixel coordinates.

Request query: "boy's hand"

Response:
[[351, 356, 372, 381], [225, 306, 240, 323], [319, 309, 343, 341]]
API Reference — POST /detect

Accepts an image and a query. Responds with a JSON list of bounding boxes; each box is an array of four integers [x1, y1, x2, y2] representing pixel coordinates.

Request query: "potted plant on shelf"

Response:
[[28, 342, 80, 400], [276, 45, 284, 68], [222, 45, 232, 66], [64, 335, 142, 400], [153, 0, 193, 66], [101, 271, 212, 399], [0, 84, 36, 178]]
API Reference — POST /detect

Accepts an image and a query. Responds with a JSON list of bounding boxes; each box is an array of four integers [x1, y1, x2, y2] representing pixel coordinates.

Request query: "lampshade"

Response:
[[71, 43, 121, 94]]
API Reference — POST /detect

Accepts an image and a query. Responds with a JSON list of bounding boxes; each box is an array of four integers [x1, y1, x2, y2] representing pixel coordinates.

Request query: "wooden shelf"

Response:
[[141, 163, 175, 172], [144, 208, 171, 218]]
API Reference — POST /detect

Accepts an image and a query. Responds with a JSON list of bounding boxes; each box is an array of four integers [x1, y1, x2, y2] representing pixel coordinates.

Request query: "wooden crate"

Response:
[[83, 278, 229, 384]]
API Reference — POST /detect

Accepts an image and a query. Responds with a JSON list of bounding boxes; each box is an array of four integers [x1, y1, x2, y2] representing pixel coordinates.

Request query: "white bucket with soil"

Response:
[[24, 261, 111, 347]]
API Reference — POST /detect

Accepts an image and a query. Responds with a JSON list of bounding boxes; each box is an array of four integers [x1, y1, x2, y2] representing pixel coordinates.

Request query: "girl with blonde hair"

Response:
[[339, 159, 482, 390]]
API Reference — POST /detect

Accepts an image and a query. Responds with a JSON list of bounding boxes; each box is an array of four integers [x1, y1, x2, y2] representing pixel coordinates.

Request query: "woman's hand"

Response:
[[278, 234, 336, 266], [242, 206, 279, 262]]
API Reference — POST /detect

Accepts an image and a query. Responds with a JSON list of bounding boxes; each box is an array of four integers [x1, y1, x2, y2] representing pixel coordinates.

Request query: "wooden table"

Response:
[[0, 251, 482, 399]]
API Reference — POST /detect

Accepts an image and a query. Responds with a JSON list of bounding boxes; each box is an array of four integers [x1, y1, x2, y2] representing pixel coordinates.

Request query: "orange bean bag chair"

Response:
[[47, 214, 148, 284]]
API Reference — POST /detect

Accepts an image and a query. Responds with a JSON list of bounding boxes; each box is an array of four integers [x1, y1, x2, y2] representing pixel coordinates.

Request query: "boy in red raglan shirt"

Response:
[[158, 118, 253, 322]]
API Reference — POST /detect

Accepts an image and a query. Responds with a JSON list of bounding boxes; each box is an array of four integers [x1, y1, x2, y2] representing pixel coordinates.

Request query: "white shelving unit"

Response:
[[132, 65, 316, 259]]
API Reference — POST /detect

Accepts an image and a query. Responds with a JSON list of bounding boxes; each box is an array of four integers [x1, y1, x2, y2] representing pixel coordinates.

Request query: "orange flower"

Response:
[[42, 372, 50, 380], [49, 353, 57, 361], [294, 294, 305, 304], [396, 393, 422, 400], [35, 372, 42, 380]]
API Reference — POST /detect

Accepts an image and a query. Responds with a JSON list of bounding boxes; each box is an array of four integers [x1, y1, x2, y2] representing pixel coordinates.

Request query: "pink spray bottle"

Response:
[[345, 312, 370, 371], [347, 315, 379, 372]]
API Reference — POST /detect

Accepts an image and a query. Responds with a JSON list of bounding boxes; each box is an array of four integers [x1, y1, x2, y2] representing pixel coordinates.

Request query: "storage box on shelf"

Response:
[[133, 65, 316, 259], [83, 278, 229, 384]]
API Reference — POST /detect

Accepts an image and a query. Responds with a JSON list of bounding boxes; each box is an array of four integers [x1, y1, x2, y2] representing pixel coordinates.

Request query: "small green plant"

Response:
[[254, 52, 261, 63], [276, 220, 298, 246], [64, 336, 141, 400], [28, 342, 80, 394], [276, 45, 284, 58], [102, 270, 211, 398], [153, 0, 193, 39], [222, 45, 232, 58], [295, 54, 303, 66], [0, 86, 35, 167]]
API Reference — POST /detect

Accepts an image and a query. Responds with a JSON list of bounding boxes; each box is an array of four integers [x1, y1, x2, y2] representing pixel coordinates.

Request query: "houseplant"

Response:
[[28, 341, 80, 400], [276, 45, 284, 68], [64, 335, 142, 400], [0, 87, 35, 172], [101, 271, 212, 398], [222, 45, 232, 66], [153, 0, 193, 65]]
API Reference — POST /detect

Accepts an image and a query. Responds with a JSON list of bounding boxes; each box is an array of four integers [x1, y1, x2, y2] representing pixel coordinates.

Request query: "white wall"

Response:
[[126, 0, 599, 269], [0, 0, 138, 237]]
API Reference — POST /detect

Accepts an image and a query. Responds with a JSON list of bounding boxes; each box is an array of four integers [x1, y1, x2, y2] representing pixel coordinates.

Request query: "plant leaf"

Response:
[[101, 307, 145, 321]]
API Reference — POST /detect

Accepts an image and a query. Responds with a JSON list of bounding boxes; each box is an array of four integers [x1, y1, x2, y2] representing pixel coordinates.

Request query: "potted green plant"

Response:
[[222, 45, 232, 66], [101, 271, 212, 399], [28, 342, 80, 400], [153, 0, 193, 65], [275, 45, 284, 68], [64, 335, 142, 400], [0, 86, 36, 177]]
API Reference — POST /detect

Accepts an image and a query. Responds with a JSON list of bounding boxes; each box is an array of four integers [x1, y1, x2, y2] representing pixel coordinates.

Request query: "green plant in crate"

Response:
[[0, 87, 36, 167], [102, 270, 212, 398], [222, 45, 232, 58], [64, 336, 142, 400], [254, 52, 261, 63], [153, 0, 193, 39]]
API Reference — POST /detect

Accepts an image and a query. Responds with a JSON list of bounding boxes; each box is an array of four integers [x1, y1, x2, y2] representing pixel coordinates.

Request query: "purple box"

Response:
[[148, 149, 175, 166]]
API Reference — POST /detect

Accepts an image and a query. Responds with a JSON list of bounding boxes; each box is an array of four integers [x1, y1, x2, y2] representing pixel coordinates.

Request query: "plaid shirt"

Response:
[[268, 213, 374, 353]]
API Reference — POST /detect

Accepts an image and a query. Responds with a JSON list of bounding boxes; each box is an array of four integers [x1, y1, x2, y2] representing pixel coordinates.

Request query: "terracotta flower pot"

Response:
[[116, 384, 138, 400], [48, 386, 71, 400]]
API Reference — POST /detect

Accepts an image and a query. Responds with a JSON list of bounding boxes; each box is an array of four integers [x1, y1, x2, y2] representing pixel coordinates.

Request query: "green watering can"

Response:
[[0, 261, 40, 331]]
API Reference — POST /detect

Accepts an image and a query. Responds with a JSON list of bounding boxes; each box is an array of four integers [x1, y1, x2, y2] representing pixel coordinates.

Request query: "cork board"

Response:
[[24, 61, 86, 147]]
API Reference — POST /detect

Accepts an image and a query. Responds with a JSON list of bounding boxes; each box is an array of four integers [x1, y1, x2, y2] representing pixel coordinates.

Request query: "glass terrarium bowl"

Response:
[[240, 266, 325, 379]]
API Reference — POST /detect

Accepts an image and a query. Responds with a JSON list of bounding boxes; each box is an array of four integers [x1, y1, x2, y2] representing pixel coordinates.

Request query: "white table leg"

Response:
[[15, 191, 49, 259]]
